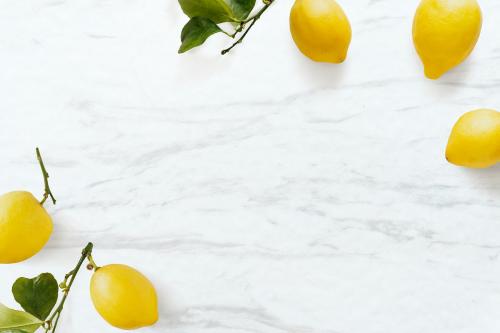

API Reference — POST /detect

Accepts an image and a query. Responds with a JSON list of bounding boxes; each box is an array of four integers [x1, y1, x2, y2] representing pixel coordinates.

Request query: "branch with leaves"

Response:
[[0, 243, 96, 333], [178, 0, 275, 54]]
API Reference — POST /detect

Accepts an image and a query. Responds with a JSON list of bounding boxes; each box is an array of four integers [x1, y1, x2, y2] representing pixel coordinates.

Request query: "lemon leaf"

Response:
[[12, 273, 58, 321], [0, 303, 43, 333], [227, 0, 256, 20], [179, 17, 223, 53], [178, 0, 235, 23], [178, 0, 255, 23]]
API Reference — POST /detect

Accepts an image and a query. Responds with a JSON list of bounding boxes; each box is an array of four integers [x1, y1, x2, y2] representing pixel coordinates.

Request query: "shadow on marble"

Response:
[[461, 163, 500, 197], [427, 57, 477, 96], [291, 52, 348, 89], [155, 284, 179, 330]]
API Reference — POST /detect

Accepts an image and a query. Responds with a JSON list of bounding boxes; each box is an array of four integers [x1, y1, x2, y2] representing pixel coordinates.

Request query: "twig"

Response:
[[44, 243, 94, 333], [221, 0, 275, 55], [36, 148, 56, 205]]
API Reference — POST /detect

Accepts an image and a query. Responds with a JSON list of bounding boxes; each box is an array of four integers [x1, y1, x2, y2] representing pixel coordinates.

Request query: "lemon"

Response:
[[446, 109, 500, 168], [290, 0, 351, 63], [90, 264, 159, 330], [0, 191, 53, 264], [413, 0, 482, 79]]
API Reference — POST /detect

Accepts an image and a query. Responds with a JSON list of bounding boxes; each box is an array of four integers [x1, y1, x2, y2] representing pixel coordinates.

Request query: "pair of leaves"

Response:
[[0, 273, 58, 333], [178, 0, 256, 53]]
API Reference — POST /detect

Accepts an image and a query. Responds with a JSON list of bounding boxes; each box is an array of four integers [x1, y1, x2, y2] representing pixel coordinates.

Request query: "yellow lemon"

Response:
[[290, 0, 351, 63], [0, 191, 53, 264], [90, 264, 159, 330], [413, 0, 482, 79], [446, 109, 500, 168]]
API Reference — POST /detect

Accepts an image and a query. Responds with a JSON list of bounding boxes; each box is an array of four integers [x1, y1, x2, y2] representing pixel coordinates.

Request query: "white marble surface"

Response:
[[1, 0, 500, 332]]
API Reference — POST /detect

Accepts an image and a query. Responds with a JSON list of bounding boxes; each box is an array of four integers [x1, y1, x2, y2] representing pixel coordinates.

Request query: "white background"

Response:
[[1, 0, 500, 332]]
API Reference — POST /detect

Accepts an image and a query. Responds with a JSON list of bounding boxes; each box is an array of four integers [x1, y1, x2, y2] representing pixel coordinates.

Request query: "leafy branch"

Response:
[[221, 0, 274, 55], [0, 243, 96, 333], [43, 243, 96, 333], [178, 0, 275, 54]]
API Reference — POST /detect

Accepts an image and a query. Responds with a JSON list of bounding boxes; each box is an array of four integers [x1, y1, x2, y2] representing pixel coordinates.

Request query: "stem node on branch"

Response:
[[36, 147, 56, 206], [221, 0, 275, 55], [44, 242, 94, 333]]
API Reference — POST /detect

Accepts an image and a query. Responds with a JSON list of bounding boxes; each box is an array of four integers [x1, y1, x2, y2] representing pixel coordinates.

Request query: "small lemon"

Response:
[[290, 0, 351, 63], [0, 191, 53, 264], [446, 109, 500, 168], [413, 0, 482, 79], [90, 264, 159, 330]]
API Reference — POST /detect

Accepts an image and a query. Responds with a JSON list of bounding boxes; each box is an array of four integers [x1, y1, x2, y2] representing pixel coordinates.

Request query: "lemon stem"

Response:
[[87, 254, 101, 271], [221, 0, 275, 55], [44, 243, 94, 333], [36, 147, 57, 206]]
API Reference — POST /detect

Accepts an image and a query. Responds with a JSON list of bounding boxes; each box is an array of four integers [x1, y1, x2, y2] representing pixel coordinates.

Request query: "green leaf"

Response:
[[0, 303, 43, 333], [228, 0, 256, 20], [12, 273, 58, 321], [178, 0, 255, 23], [0, 330, 30, 333], [178, 0, 234, 23], [179, 17, 223, 53]]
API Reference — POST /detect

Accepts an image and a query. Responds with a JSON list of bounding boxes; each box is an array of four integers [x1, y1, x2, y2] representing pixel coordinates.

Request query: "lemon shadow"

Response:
[[290, 47, 348, 89], [461, 163, 500, 197]]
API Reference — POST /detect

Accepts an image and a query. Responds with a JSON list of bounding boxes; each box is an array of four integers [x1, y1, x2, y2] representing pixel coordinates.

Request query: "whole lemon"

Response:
[[0, 191, 53, 264], [413, 0, 482, 79], [290, 0, 351, 63], [90, 264, 159, 330], [446, 109, 500, 168]]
